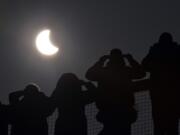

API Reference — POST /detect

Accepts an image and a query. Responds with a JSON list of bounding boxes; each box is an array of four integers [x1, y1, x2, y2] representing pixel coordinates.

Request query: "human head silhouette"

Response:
[[24, 83, 40, 98], [110, 48, 122, 58], [107, 48, 125, 67], [159, 32, 173, 44], [56, 73, 81, 90]]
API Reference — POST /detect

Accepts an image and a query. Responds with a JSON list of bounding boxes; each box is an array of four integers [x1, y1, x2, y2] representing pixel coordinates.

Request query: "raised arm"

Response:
[[9, 90, 24, 105], [86, 55, 109, 81], [125, 54, 146, 79]]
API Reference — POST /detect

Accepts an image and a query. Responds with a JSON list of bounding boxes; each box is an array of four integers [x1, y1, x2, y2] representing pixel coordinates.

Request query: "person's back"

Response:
[[95, 64, 135, 111], [55, 92, 87, 135], [96, 66, 137, 135], [0, 102, 9, 135], [142, 32, 180, 79], [9, 84, 51, 135], [20, 93, 49, 135], [51, 73, 95, 135], [142, 33, 180, 108], [142, 32, 180, 135], [86, 49, 145, 135]]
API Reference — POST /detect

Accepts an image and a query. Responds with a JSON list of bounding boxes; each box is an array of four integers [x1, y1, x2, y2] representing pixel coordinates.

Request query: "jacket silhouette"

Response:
[[86, 49, 145, 135], [51, 73, 96, 135], [0, 102, 9, 135], [9, 83, 52, 135], [142, 32, 180, 135]]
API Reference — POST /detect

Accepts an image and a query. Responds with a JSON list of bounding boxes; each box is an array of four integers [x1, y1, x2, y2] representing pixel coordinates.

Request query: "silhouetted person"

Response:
[[51, 73, 96, 135], [142, 32, 180, 135], [86, 49, 145, 135], [9, 83, 52, 135], [0, 101, 9, 135]]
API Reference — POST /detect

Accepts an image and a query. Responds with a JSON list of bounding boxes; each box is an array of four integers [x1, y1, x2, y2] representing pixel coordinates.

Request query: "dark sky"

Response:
[[0, 0, 180, 102]]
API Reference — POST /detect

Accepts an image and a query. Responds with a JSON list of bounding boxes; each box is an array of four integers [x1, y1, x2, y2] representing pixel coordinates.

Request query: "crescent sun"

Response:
[[36, 29, 59, 56]]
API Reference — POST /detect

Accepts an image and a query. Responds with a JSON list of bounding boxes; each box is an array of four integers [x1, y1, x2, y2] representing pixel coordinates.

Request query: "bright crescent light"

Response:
[[36, 29, 59, 55]]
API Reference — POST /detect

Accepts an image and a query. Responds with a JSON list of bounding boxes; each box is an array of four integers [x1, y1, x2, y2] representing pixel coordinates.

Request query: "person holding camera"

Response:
[[51, 73, 96, 135], [9, 83, 51, 135], [86, 48, 145, 135]]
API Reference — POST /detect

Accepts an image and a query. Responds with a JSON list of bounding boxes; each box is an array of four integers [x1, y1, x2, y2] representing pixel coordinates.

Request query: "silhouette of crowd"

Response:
[[0, 32, 180, 135]]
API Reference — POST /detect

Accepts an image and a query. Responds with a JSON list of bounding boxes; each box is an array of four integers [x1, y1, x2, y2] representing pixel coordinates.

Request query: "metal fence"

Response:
[[47, 91, 153, 135]]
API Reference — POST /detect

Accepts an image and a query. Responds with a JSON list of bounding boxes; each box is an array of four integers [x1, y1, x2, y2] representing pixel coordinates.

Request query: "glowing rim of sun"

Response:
[[36, 29, 59, 56]]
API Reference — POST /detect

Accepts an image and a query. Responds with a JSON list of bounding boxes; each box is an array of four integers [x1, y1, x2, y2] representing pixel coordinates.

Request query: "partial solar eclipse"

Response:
[[36, 29, 59, 56]]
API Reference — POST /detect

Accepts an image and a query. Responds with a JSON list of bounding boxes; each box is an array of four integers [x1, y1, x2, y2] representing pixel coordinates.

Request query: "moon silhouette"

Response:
[[36, 29, 59, 56]]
